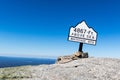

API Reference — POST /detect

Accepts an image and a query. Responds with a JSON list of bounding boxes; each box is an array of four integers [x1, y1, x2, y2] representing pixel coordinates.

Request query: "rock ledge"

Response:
[[0, 57, 120, 80]]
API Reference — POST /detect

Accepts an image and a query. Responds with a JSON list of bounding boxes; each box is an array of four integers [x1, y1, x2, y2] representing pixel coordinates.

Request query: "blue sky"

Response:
[[0, 0, 120, 58]]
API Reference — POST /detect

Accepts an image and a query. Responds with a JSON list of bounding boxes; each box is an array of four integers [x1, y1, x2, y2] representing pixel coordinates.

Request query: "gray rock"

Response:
[[0, 57, 120, 80], [56, 52, 89, 64]]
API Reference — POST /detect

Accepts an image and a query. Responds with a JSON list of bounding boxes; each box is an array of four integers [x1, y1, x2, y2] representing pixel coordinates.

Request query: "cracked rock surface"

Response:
[[0, 57, 120, 80]]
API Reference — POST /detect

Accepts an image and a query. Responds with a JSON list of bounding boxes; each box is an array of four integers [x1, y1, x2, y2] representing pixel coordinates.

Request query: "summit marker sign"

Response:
[[68, 21, 97, 45]]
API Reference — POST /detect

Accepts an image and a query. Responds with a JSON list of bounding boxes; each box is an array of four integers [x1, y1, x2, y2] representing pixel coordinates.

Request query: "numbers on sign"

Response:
[[84, 29, 87, 33], [74, 28, 87, 34], [87, 31, 91, 34], [91, 32, 93, 35], [74, 28, 77, 32]]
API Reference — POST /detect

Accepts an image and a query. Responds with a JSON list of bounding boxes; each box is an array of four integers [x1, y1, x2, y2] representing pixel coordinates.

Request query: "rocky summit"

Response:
[[0, 57, 120, 80]]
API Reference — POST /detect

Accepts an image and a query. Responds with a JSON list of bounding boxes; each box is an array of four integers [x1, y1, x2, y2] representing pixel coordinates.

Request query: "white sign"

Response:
[[68, 21, 97, 45]]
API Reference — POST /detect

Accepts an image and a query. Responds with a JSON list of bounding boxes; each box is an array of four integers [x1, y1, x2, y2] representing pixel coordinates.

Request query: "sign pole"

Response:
[[78, 43, 83, 52]]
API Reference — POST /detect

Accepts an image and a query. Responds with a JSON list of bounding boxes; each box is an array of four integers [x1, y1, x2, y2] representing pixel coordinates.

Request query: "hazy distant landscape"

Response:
[[0, 56, 55, 68]]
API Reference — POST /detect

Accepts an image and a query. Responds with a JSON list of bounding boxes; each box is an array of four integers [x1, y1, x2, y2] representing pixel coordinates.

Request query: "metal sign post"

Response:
[[78, 43, 83, 52]]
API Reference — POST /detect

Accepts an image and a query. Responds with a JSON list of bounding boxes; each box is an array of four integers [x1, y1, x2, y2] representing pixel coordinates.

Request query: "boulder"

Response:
[[56, 51, 88, 64]]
